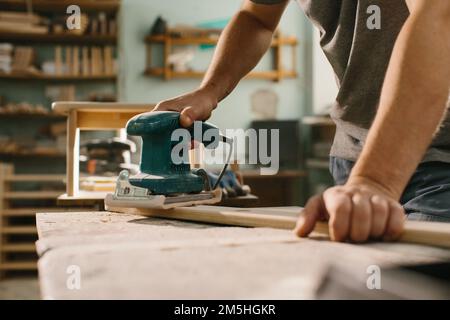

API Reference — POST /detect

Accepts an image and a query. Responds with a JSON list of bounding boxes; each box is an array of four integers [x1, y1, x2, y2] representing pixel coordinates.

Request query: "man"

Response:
[[153, 0, 450, 242]]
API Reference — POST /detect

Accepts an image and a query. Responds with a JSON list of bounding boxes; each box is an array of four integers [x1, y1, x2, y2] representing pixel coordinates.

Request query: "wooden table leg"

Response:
[[67, 110, 80, 196]]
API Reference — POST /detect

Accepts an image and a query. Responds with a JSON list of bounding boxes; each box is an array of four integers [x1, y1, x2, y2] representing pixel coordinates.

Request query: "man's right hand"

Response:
[[152, 88, 218, 127]]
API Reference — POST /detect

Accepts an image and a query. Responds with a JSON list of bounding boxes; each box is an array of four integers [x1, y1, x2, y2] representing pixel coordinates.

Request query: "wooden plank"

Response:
[[0, 261, 37, 270], [54, 46, 62, 75], [52, 102, 151, 114], [2, 226, 37, 234], [0, 32, 117, 44], [105, 205, 450, 249], [145, 68, 297, 80], [3, 191, 61, 199], [82, 46, 90, 76], [0, 0, 120, 13], [145, 35, 298, 47], [0, 71, 116, 81], [2, 243, 36, 252], [0, 163, 12, 276], [76, 111, 144, 129], [2, 208, 92, 216], [4, 174, 65, 182], [72, 46, 79, 76]]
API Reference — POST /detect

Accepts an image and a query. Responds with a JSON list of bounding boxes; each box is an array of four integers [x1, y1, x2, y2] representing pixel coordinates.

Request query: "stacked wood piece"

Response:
[[54, 45, 115, 76], [0, 11, 48, 34]]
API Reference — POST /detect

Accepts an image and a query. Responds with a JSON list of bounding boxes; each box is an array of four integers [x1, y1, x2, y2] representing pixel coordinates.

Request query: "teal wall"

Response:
[[118, 0, 313, 130]]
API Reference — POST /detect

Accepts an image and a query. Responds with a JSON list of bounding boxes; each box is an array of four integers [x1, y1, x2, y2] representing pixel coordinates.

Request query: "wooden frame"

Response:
[[0, 163, 68, 275], [52, 102, 153, 198]]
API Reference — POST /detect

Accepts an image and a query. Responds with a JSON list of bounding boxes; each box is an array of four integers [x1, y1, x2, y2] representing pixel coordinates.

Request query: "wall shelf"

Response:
[[0, 32, 117, 44], [0, 111, 66, 119], [144, 68, 296, 81], [145, 30, 298, 82], [0, 151, 65, 158], [0, 261, 37, 271], [0, 72, 116, 81], [0, 0, 120, 13], [2, 226, 37, 234]]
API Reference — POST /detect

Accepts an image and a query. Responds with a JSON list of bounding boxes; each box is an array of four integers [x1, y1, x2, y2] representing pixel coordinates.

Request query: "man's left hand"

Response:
[[294, 179, 406, 242]]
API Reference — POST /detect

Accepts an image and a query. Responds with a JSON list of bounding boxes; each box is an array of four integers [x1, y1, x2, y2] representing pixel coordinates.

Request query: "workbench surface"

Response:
[[36, 210, 450, 299]]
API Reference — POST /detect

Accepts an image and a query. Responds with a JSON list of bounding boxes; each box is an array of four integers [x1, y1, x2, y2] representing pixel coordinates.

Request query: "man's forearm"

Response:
[[349, 5, 450, 200], [200, 1, 287, 102]]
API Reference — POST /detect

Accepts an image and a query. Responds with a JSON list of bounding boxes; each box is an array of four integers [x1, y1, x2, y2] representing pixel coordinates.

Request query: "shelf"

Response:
[[2, 226, 37, 234], [0, 72, 116, 81], [146, 34, 298, 47], [0, 112, 66, 119], [3, 191, 62, 199], [0, 151, 65, 158], [0, 261, 37, 270], [4, 174, 65, 182], [306, 158, 330, 169], [2, 243, 36, 252], [241, 169, 307, 179], [0, 32, 117, 44], [0, 0, 120, 13], [1, 208, 67, 216], [145, 31, 298, 82], [145, 68, 297, 81]]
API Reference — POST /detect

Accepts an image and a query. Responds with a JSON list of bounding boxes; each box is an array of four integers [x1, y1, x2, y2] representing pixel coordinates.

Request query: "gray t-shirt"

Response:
[[251, 0, 450, 162]]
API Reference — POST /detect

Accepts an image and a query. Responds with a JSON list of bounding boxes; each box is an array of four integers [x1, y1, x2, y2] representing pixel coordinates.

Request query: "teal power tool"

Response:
[[105, 111, 233, 209]]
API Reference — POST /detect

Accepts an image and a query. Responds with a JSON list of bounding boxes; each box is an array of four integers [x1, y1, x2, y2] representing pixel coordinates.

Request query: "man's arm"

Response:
[[350, 0, 450, 198], [153, 0, 288, 127], [296, 0, 450, 242]]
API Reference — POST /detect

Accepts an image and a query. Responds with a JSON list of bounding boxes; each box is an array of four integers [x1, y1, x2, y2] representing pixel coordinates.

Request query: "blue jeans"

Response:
[[330, 157, 450, 222]]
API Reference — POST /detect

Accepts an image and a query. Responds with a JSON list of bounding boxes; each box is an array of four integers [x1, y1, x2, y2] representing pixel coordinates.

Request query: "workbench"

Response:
[[35, 208, 450, 299]]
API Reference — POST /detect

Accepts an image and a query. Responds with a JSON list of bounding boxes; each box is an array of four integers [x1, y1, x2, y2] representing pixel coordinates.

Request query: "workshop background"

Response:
[[0, 0, 338, 296]]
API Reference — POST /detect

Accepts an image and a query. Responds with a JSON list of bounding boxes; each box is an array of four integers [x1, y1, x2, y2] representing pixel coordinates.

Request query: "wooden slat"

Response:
[[0, 0, 120, 13], [0, 151, 65, 158], [4, 174, 65, 182], [145, 68, 297, 80], [52, 102, 151, 114], [1, 208, 96, 216], [3, 191, 62, 199], [146, 35, 298, 46], [2, 226, 37, 234], [77, 111, 144, 129], [2, 243, 36, 252], [0, 32, 117, 44], [105, 205, 450, 249], [0, 72, 116, 81], [2, 208, 60, 216], [0, 261, 37, 270]]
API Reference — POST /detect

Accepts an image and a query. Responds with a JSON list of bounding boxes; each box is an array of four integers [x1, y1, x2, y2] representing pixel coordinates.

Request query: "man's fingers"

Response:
[[349, 193, 372, 242], [180, 106, 211, 127], [324, 190, 352, 242], [383, 202, 405, 241], [294, 195, 324, 237], [153, 100, 183, 112], [370, 195, 389, 238]]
